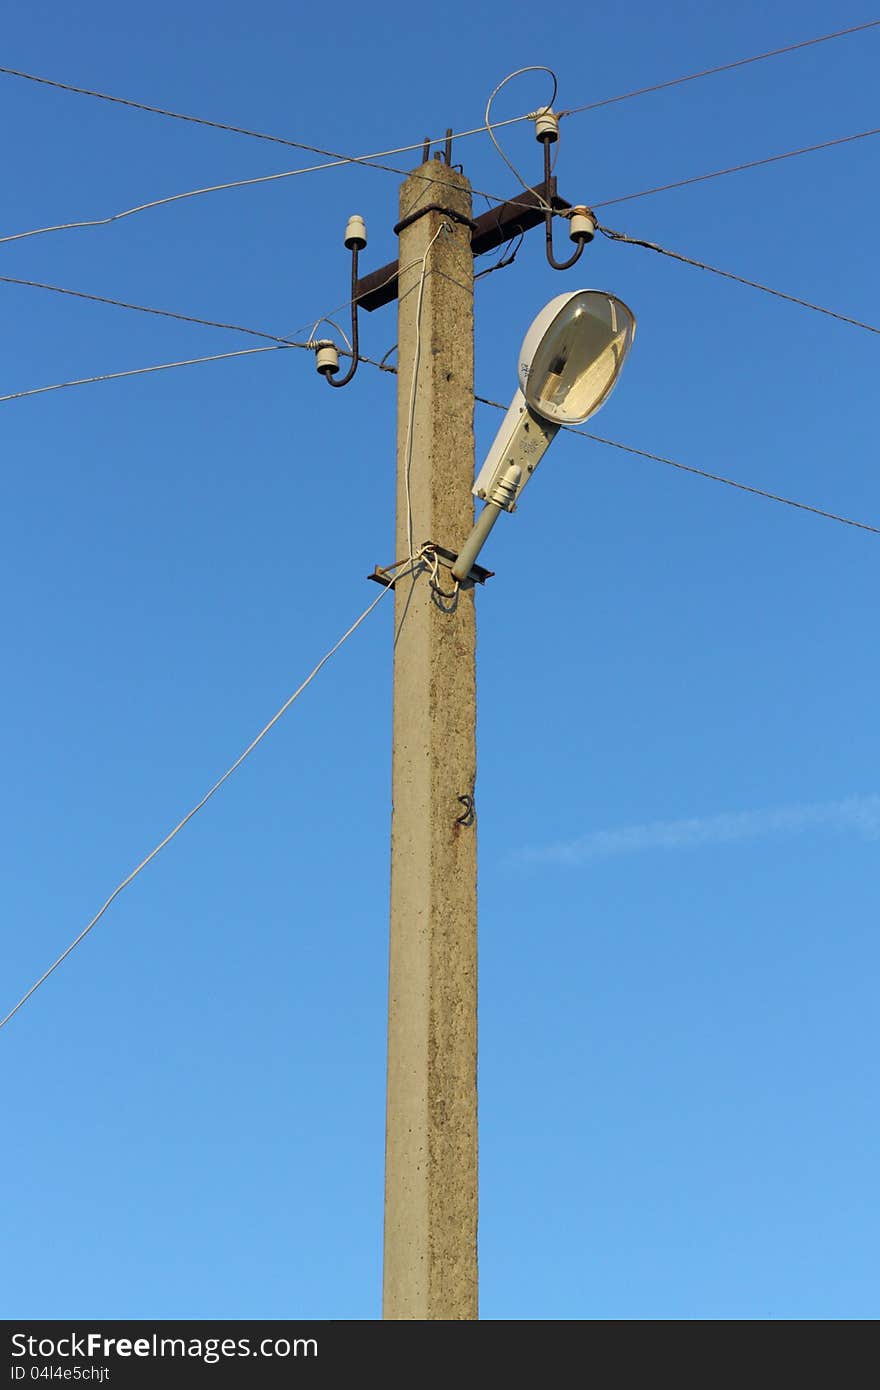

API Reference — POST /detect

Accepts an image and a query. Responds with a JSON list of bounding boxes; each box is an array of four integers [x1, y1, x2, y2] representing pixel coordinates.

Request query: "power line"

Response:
[[0, 160, 402, 249], [4, 336, 876, 537], [0, 247, 873, 528], [0, 76, 549, 250], [474, 395, 880, 536], [0, 344, 290, 403], [0, 63, 535, 159], [4, 24, 878, 252], [0, 342, 397, 405], [0, 550, 429, 1033], [1, 255, 444, 361], [593, 125, 880, 209], [2, 19, 875, 172], [0, 157, 547, 252], [597, 223, 880, 335], [560, 19, 880, 117], [7, 112, 868, 253], [0, 256, 415, 349], [0, 274, 303, 345]]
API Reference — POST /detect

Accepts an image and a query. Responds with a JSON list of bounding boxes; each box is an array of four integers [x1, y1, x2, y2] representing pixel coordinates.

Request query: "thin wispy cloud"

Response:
[[518, 795, 880, 867]]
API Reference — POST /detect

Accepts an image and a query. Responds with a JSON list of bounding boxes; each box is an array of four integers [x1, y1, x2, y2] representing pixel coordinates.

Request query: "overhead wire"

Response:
[[4, 99, 878, 251], [558, 18, 880, 118], [484, 66, 557, 212], [0, 342, 398, 405], [0, 159, 550, 252], [473, 395, 880, 536], [0, 344, 293, 403], [0, 256, 416, 405], [0, 254, 430, 360], [592, 125, 880, 209], [4, 21, 878, 251], [1, 19, 875, 174], [0, 63, 536, 158], [308, 315, 353, 353], [2, 332, 875, 538], [474, 226, 524, 280], [0, 160, 405, 249], [596, 223, 880, 335], [0, 209, 876, 520], [0, 546, 433, 1034], [7, 105, 878, 253], [5, 185, 878, 382], [4, 26, 878, 1031], [0, 273, 307, 345]]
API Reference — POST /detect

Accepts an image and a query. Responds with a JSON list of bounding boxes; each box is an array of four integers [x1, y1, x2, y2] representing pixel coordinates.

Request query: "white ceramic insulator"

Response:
[[568, 206, 596, 244], [315, 340, 339, 376], [533, 107, 560, 143], [344, 214, 367, 250]]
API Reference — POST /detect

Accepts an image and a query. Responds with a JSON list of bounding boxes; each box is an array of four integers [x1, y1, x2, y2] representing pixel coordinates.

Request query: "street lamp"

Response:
[[451, 289, 636, 582]]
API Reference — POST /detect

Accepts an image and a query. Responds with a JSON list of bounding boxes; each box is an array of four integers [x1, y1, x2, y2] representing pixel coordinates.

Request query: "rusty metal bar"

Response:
[[355, 179, 570, 312]]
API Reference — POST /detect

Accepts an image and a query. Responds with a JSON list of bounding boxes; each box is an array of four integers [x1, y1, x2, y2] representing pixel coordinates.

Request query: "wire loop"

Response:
[[485, 66, 558, 213]]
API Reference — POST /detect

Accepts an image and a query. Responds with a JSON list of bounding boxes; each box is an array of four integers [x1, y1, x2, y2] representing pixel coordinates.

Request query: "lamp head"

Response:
[[518, 289, 636, 425], [457, 290, 637, 581], [472, 288, 636, 516]]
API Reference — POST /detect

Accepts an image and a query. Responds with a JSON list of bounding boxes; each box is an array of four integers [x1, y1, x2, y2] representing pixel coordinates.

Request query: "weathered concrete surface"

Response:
[[383, 162, 478, 1321]]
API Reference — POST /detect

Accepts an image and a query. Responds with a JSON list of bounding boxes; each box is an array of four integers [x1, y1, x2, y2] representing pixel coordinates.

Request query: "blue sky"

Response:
[[1, 0, 878, 1320]]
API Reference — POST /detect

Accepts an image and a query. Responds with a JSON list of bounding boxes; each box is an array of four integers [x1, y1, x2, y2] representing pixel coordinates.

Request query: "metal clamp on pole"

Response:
[[369, 543, 493, 591]]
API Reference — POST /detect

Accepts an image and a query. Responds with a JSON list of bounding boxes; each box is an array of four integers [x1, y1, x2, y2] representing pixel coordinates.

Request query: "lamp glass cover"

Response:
[[525, 291, 635, 425]]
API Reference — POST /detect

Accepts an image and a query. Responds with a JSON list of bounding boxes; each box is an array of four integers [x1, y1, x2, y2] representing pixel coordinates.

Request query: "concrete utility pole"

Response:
[[383, 160, 478, 1320]]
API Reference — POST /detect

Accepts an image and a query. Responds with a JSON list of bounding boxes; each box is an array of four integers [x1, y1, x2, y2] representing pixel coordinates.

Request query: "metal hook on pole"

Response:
[[318, 216, 367, 389], [534, 116, 593, 271]]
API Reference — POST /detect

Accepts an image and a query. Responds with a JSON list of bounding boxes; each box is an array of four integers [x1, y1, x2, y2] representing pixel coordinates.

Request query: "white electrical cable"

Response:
[[0, 344, 293, 404], [307, 316, 353, 352], [0, 158, 540, 253], [0, 550, 432, 1033], [484, 66, 558, 212], [0, 163, 362, 248], [402, 223, 448, 559]]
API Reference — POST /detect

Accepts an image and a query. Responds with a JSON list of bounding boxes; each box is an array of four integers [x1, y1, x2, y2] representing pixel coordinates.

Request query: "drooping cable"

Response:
[[0, 343, 398, 405], [0, 259, 424, 371], [0, 161, 390, 249], [0, 161, 546, 252], [0, 63, 536, 159], [2, 19, 875, 169], [0, 549, 431, 1033], [3, 332, 878, 536], [559, 19, 880, 118], [0, 20, 877, 253], [474, 395, 880, 535], [1, 278, 873, 536], [597, 223, 880, 335], [0, 273, 306, 345], [484, 66, 557, 212], [4, 113, 878, 254], [593, 125, 880, 210], [0, 345, 291, 403]]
